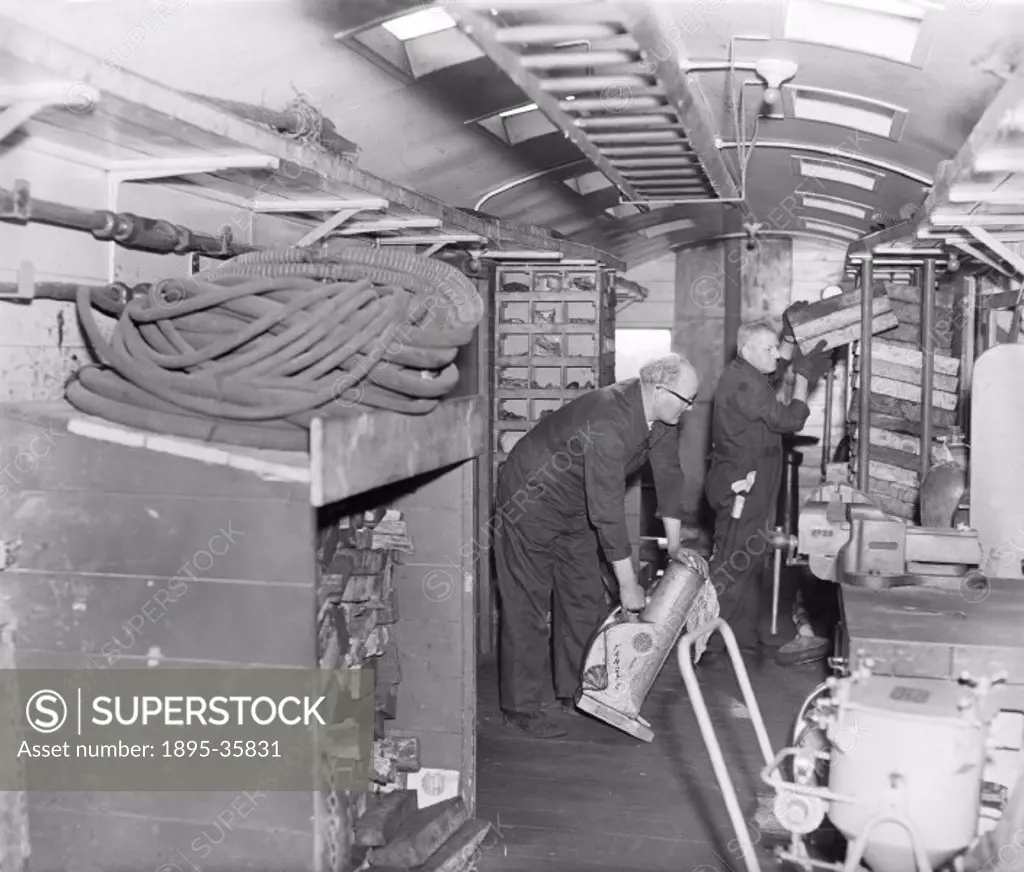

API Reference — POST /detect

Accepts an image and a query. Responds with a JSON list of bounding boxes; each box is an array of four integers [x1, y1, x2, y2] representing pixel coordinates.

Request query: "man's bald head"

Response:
[[639, 352, 699, 425], [737, 320, 781, 374]]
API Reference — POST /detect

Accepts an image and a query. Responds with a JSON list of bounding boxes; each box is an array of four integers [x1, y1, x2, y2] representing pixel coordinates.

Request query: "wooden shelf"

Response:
[[0, 397, 485, 508], [310, 396, 485, 506], [0, 16, 625, 270]]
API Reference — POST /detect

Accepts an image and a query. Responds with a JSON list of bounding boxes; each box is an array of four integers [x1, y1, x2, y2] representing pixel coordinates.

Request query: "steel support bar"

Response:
[[857, 256, 874, 491], [920, 258, 937, 486], [447, 7, 641, 203], [625, 2, 745, 207]]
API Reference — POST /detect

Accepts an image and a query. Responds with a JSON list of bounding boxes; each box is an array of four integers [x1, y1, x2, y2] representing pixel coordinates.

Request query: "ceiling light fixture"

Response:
[[755, 58, 798, 119]]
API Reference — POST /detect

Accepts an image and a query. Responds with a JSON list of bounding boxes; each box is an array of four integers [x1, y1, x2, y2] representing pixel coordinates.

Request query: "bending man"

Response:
[[494, 353, 700, 738]]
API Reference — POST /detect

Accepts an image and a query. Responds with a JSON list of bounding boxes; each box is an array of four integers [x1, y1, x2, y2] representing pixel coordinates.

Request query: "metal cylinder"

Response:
[[827, 676, 989, 872], [920, 259, 936, 485], [857, 257, 873, 491]]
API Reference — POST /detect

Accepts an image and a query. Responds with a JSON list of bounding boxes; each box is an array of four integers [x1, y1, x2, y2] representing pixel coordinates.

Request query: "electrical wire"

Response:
[[66, 242, 485, 450]]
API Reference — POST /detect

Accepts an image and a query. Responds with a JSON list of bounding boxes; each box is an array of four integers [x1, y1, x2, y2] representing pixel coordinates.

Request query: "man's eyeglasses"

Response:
[[659, 385, 697, 409]]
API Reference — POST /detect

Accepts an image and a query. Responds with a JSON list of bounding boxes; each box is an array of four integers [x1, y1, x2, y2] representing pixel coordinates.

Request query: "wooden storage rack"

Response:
[[492, 263, 616, 466]]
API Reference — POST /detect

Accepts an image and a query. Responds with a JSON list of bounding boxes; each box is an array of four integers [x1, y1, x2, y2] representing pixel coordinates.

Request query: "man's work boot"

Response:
[[776, 631, 828, 666], [502, 710, 568, 738]]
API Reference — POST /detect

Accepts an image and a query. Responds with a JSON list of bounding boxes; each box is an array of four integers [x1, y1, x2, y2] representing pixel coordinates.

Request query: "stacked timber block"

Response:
[[353, 794, 492, 872], [317, 512, 491, 872], [783, 281, 899, 353], [846, 281, 962, 520]]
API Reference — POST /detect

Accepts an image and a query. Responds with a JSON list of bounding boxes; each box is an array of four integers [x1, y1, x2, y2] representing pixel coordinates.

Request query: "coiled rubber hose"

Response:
[[66, 243, 484, 450]]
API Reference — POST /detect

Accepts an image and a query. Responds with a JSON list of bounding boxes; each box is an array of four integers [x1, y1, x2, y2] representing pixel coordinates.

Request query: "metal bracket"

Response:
[[0, 261, 35, 301], [0, 81, 99, 142], [248, 198, 389, 247], [376, 234, 487, 257], [101, 154, 280, 280], [0, 179, 30, 221], [967, 226, 1024, 280]]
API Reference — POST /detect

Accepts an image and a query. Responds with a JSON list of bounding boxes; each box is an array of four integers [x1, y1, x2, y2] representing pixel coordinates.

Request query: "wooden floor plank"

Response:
[[475, 652, 824, 872]]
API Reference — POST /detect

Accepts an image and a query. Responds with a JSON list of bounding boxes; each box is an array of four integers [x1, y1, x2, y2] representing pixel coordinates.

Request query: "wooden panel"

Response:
[[27, 805, 313, 872], [741, 237, 792, 320]]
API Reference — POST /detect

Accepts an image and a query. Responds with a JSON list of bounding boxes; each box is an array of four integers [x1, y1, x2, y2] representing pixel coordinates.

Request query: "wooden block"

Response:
[[373, 749, 397, 785], [865, 376, 958, 411], [327, 548, 390, 577], [854, 358, 959, 394], [320, 573, 386, 603], [354, 791, 419, 847], [785, 284, 896, 353], [880, 321, 953, 351], [870, 339, 960, 377], [867, 460, 918, 489], [889, 299, 955, 337], [865, 444, 920, 473], [872, 494, 917, 520], [371, 820, 493, 872], [785, 282, 884, 337], [367, 797, 469, 868], [801, 312, 899, 353], [884, 282, 956, 310], [377, 736, 420, 772], [864, 426, 941, 460]]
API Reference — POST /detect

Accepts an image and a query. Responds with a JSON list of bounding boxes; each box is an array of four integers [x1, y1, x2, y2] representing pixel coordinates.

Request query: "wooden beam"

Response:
[[309, 397, 486, 506], [0, 17, 625, 272], [624, 2, 745, 210], [446, 7, 642, 205]]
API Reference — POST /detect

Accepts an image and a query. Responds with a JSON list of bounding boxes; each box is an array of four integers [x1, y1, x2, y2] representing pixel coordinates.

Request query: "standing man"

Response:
[[703, 320, 829, 662], [494, 353, 700, 738]]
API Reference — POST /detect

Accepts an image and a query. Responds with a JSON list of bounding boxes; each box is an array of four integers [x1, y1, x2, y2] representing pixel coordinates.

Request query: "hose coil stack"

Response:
[[66, 241, 485, 450]]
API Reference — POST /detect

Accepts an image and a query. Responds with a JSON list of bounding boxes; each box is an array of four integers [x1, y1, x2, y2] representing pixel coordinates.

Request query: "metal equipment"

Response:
[[678, 619, 1003, 872], [772, 482, 984, 591], [576, 549, 708, 742]]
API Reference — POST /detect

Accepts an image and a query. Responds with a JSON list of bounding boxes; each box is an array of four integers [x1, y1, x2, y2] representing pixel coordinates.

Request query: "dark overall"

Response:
[[494, 378, 686, 716], [705, 358, 809, 651]]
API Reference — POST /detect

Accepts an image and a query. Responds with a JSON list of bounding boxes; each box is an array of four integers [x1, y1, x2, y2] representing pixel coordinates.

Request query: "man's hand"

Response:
[[792, 339, 830, 385], [619, 580, 647, 614]]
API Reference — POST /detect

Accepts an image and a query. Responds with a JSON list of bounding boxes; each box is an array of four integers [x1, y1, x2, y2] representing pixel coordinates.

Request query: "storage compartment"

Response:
[[533, 334, 564, 357], [498, 398, 529, 421], [567, 300, 597, 323], [566, 334, 596, 357], [500, 333, 530, 357], [498, 366, 530, 389], [499, 301, 530, 324], [532, 301, 563, 325], [532, 398, 562, 420], [532, 367, 564, 389], [566, 366, 597, 390]]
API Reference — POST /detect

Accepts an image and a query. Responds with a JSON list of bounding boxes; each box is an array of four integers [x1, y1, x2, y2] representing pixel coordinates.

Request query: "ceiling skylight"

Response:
[[798, 192, 872, 221], [802, 218, 862, 241], [793, 156, 885, 191], [784, 86, 907, 140], [783, 0, 938, 66], [500, 103, 538, 118], [381, 7, 456, 41], [640, 219, 696, 239]]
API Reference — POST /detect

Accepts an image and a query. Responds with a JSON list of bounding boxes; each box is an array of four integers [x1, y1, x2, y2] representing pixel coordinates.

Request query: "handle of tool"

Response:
[[771, 526, 783, 635]]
